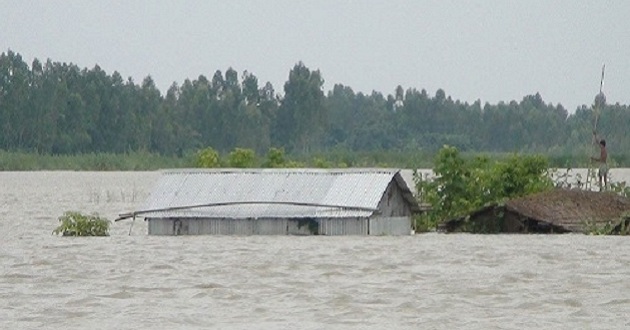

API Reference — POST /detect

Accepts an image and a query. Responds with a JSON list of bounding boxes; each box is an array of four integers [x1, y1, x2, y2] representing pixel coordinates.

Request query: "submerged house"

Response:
[[441, 189, 630, 234], [119, 168, 421, 236]]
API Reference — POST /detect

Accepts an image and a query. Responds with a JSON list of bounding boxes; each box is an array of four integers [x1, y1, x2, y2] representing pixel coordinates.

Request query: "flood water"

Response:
[[2, 171, 630, 329]]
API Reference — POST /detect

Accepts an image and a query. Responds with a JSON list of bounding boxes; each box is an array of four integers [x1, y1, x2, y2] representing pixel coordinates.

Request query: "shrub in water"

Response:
[[53, 211, 110, 236]]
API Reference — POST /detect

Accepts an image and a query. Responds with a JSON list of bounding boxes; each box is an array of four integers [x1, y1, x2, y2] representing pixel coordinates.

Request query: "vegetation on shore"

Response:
[[0, 147, 437, 171], [1, 147, 625, 171], [0, 150, 190, 171]]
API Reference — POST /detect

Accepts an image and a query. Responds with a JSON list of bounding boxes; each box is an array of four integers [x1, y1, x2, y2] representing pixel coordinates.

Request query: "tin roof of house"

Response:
[[119, 168, 420, 220]]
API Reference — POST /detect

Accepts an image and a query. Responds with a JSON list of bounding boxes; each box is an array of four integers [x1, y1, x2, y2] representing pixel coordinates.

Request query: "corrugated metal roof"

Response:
[[132, 168, 418, 219]]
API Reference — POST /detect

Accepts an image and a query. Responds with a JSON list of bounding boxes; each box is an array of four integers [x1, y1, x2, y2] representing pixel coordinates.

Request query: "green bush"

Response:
[[195, 147, 221, 168], [228, 148, 256, 168], [261, 147, 306, 168], [53, 211, 110, 236], [263, 147, 287, 168]]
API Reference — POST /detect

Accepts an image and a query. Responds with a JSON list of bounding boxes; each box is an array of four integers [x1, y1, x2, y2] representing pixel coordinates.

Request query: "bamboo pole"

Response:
[[586, 64, 605, 191]]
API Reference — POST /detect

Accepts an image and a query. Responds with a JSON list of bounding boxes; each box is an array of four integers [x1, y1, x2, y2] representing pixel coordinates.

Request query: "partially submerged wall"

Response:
[[147, 216, 411, 236]]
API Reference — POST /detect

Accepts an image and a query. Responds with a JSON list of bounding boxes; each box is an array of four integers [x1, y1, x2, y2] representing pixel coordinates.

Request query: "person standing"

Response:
[[591, 131, 608, 191]]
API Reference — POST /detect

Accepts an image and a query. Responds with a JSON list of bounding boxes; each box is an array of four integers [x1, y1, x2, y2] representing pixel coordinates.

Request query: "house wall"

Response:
[[147, 216, 410, 236], [148, 218, 176, 235], [319, 218, 368, 235], [370, 217, 411, 235], [376, 181, 412, 217], [149, 218, 288, 235], [456, 209, 505, 233], [453, 208, 551, 233], [502, 212, 526, 232]]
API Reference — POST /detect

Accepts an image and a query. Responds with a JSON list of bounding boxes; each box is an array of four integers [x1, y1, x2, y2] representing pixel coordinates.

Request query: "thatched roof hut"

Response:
[[441, 189, 630, 234]]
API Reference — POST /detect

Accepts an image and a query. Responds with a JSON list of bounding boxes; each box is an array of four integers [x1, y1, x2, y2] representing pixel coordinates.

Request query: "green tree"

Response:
[[195, 147, 220, 168], [263, 147, 287, 168], [228, 148, 256, 168], [275, 62, 327, 153], [0, 51, 31, 150], [133, 76, 161, 151]]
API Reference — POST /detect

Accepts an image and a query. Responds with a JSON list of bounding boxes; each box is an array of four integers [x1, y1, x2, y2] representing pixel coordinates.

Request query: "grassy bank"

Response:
[[0, 151, 191, 171], [0, 150, 436, 171]]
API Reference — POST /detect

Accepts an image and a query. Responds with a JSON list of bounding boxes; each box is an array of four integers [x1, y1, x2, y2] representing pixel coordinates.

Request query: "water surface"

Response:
[[1, 171, 630, 329]]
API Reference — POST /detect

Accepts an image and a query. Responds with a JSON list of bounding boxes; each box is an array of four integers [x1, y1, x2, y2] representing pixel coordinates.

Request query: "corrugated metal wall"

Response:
[[319, 218, 368, 235], [255, 219, 287, 235], [147, 216, 411, 236], [148, 218, 174, 235], [148, 218, 283, 235], [188, 218, 254, 235], [369, 217, 411, 236]]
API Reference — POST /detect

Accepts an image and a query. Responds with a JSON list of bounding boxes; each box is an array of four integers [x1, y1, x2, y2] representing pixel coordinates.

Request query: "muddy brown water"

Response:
[[2, 171, 630, 329]]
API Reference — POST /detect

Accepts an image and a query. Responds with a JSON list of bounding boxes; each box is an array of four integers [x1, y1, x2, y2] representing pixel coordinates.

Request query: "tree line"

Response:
[[1, 50, 628, 164]]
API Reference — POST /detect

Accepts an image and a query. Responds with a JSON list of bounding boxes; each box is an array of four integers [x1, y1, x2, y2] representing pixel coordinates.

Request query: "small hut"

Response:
[[119, 168, 421, 236], [441, 189, 630, 234]]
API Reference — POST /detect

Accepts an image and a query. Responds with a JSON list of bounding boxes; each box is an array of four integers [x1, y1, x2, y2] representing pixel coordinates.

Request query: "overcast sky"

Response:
[[1, 0, 628, 111]]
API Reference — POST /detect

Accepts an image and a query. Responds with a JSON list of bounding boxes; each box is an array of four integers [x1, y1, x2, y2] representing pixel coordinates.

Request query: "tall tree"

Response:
[[275, 62, 327, 153]]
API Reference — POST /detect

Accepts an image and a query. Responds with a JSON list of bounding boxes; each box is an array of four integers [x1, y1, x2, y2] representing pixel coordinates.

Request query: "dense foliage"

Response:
[[53, 211, 110, 236], [194, 147, 327, 169], [2, 50, 629, 166], [414, 146, 554, 231]]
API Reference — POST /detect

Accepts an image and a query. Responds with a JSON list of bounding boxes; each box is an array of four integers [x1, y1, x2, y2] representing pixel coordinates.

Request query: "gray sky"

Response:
[[1, 0, 628, 111]]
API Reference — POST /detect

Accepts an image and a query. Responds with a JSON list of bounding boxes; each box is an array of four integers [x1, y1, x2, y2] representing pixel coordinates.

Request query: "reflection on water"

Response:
[[1, 171, 630, 329]]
